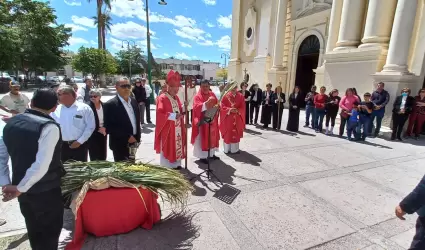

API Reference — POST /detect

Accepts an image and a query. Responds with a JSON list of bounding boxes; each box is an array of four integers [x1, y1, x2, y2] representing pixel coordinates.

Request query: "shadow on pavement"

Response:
[[355, 140, 393, 149], [6, 233, 28, 250], [295, 130, 316, 137], [226, 150, 261, 166], [244, 128, 262, 135]]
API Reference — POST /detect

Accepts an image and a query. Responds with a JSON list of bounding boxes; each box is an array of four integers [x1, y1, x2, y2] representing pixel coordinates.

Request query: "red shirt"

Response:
[[314, 93, 328, 109]]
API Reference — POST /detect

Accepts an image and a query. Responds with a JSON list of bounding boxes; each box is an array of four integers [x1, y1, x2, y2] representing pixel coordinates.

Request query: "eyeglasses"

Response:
[[90, 95, 98, 98], [119, 84, 132, 89]]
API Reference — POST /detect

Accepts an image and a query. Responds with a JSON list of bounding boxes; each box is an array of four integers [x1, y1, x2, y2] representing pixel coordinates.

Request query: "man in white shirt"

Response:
[[142, 78, 153, 123], [1, 88, 64, 250], [0, 81, 30, 115], [51, 85, 95, 162], [0, 119, 8, 227]]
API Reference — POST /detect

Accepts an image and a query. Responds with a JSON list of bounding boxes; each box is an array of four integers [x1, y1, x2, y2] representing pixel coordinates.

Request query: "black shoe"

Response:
[[147, 121, 152, 124], [174, 166, 183, 170], [303, 124, 309, 128], [212, 155, 220, 160], [391, 136, 396, 141], [415, 136, 419, 140], [397, 137, 403, 141], [200, 158, 208, 164]]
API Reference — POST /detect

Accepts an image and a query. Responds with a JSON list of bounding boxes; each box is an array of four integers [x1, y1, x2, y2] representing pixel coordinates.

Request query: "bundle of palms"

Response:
[[62, 161, 193, 211], [218, 80, 239, 103]]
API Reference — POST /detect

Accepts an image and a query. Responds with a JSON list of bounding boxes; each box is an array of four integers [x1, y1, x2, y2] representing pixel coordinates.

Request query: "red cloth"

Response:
[[219, 91, 245, 144], [66, 187, 161, 250], [191, 90, 220, 151], [154, 94, 187, 163], [314, 93, 328, 109]]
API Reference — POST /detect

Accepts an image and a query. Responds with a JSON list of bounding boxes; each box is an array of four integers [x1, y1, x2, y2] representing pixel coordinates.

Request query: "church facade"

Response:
[[229, 0, 425, 125]]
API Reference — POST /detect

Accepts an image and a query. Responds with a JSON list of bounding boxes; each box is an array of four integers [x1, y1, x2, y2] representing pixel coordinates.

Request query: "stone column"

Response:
[[359, 0, 397, 49], [271, 0, 289, 69], [334, 0, 367, 51], [230, 0, 241, 60], [382, 0, 418, 73], [325, 0, 343, 53]]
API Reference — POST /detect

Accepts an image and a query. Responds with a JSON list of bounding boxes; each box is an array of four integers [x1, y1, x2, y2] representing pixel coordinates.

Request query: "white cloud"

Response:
[[206, 22, 215, 28], [163, 53, 170, 57], [71, 15, 95, 28], [216, 35, 231, 51], [202, 0, 216, 6], [69, 37, 89, 46], [65, 23, 88, 32], [217, 14, 232, 29], [90, 40, 97, 45], [205, 33, 212, 38], [64, 0, 81, 6], [178, 41, 192, 48], [175, 52, 192, 60], [110, 21, 154, 40]]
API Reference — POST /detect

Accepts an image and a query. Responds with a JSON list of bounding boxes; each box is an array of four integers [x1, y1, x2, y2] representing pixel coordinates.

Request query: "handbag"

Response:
[[340, 110, 349, 119]]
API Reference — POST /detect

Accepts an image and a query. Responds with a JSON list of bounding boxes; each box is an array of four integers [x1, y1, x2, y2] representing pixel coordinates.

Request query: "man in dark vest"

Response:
[[2, 88, 64, 250], [77, 77, 92, 103]]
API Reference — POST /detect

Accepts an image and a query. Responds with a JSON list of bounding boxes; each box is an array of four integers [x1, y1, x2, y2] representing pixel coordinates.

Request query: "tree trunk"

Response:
[[102, 27, 106, 50]]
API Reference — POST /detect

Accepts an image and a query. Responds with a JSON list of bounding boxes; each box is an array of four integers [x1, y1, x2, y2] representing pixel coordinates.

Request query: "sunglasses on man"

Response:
[[119, 84, 132, 89]]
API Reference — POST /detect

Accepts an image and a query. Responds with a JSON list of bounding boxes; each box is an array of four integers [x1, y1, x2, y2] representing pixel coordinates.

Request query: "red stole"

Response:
[[154, 94, 186, 163], [219, 92, 245, 144], [191, 91, 220, 151]]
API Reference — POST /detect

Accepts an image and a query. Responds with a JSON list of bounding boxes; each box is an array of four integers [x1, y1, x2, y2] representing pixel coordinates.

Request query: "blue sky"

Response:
[[47, 0, 232, 65]]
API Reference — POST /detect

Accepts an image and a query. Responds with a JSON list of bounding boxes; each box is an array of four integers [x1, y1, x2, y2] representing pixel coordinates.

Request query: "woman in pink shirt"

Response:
[[339, 88, 360, 136]]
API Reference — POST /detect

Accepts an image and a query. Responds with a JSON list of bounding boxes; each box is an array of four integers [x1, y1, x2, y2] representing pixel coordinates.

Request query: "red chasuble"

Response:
[[191, 90, 220, 151], [219, 91, 245, 144], [154, 93, 187, 163]]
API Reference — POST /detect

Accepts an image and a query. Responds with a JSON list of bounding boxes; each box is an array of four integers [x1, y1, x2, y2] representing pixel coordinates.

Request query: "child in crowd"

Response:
[[358, 92, 374, 140], [347, 102, 359, 141]]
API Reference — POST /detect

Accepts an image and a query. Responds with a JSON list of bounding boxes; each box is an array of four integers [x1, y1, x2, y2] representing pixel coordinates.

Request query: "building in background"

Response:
[[156, 58, 220, 80], [229, 0, 425, 126]]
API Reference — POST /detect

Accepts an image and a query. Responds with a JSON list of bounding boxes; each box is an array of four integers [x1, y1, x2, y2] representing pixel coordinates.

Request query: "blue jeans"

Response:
[[155, 85, 160, 96], [315, 109, 326, 131], [358, 115, 371, 140], [347, 120, 358, 140], [370, 108, 385, 135], [305, 105, 315, 127]]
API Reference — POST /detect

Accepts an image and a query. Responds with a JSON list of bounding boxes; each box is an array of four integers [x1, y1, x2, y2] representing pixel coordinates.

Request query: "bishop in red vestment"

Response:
[[154, 71, 186, 169], [191, 79, 220, 164], [219, 85, 245, 154]]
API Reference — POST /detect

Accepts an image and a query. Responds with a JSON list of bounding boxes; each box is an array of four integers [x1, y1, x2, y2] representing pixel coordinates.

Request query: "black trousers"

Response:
[[392, 112, 409, 139], [146, 99, 151, 123], [112, 146, 130, 162], [325, 112, 338, 127], [410, 216, 425, 250], [62, 141, 88, 162], [339, 115, 349, 136], [272, 106, 284, 130], [88, 132, 107, 161], [245, 101, 249, 124], [249, 102, 260, 124], [18, 188, 63, 250]]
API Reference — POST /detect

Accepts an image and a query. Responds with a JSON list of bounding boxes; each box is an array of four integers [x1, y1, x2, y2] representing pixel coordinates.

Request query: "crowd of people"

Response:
[[0, 72, 425, 249], [238, 81, 425, 142]]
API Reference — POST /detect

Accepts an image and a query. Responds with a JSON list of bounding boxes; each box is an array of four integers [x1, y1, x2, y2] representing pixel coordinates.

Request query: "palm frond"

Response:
[[218, 80, 239, 102], [61, 161, 193, 209]]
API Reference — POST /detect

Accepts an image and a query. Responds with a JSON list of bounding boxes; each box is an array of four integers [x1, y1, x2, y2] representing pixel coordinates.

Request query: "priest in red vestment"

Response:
[[154, 71, 186, 169], [219, 83, 245, 154], [191, 79, 220, 164]]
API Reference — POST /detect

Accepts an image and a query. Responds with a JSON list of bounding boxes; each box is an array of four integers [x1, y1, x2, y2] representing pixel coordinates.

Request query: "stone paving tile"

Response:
[[230, 185, 355, 250], [308, 232, 372, 250], [389, 228, 415, 250], [301, 145, 375, 168], [356, 165, 423, 196], [301, 174, 402, 227]]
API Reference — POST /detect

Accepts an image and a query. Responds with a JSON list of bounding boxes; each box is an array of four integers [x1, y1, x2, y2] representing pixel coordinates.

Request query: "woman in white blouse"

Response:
[[88, 89, 107, 160]]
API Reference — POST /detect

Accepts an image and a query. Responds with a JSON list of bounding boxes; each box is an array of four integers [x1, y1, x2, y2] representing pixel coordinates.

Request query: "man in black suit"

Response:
[[104, 79, 141, 161], [249, 83, 262, 125]]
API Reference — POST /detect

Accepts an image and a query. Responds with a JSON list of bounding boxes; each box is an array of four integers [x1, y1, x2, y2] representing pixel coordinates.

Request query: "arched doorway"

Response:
[[294, 35, 320, 96]]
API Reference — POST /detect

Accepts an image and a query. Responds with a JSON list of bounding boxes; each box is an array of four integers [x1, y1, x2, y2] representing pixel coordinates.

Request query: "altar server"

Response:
[[191, 79, 220, 164]]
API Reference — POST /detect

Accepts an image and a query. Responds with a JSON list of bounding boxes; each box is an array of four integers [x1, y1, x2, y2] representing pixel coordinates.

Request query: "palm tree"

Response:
[[87, 0, 111, 50], [92, 10, 112, 50]]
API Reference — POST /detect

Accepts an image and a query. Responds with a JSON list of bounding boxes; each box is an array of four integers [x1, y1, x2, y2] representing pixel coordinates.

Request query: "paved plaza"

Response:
[[1, 88, 425, 249]]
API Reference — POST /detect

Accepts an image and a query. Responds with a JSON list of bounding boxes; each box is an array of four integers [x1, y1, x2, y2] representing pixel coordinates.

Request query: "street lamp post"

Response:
[[221, 53, 229, 68], [122, 40, 136, 80]]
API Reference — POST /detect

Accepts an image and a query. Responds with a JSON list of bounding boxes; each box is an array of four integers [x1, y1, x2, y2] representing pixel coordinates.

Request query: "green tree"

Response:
[[115, 47, 145, 77], [92, 10, 112, 50], [72, 47, 117, 80], [216, 68, 228, 80], [0, 0, 71, 74]]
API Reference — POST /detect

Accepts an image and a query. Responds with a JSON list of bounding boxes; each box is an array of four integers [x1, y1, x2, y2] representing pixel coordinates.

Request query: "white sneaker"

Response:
[[330, 126, 334, 135], [325, 127, 329, 135]]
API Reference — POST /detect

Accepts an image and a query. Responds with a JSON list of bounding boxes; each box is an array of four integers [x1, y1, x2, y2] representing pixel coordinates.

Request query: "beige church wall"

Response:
[[286, 10, 330, 96], [408, 0, 424, 74]]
